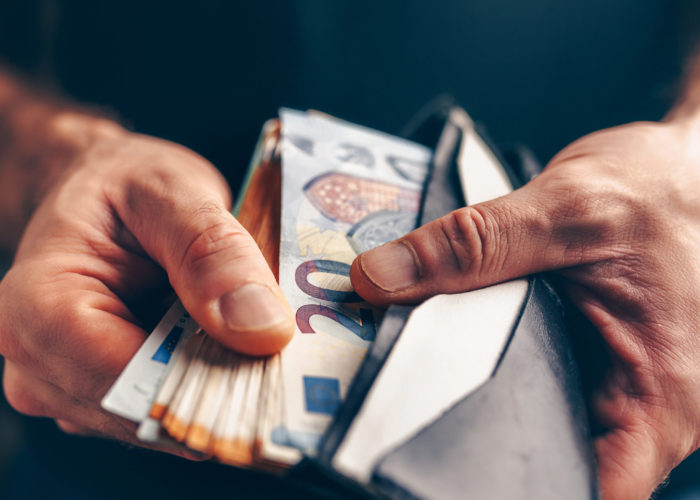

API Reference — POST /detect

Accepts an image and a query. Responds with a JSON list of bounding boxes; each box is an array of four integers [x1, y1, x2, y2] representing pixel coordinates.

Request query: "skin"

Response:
[[351, 62, 700, 499], [0, 72, 295, 453], [1, 53, 699, 498]]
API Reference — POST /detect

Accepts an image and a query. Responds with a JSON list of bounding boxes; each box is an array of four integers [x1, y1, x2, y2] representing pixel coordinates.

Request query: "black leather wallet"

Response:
[[288, 104, 600, 500]]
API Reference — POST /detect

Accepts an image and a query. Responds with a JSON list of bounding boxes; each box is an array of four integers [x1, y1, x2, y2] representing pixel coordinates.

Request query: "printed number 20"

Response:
[[295, 259, 376, 342]]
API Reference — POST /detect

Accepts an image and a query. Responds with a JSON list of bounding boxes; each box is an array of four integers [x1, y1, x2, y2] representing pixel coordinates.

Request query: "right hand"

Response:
[[352, 119, 700, 499], [0, 121, 294, 451]]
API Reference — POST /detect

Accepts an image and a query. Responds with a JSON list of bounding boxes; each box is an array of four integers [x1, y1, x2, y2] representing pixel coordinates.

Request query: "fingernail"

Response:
[[359, 242, 420, 292], [219, 283, 289, 331]]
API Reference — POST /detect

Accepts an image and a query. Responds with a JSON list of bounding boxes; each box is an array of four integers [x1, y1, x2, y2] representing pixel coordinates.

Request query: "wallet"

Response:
[[104, 101, 600, 499], [273, 103, 600, 499]]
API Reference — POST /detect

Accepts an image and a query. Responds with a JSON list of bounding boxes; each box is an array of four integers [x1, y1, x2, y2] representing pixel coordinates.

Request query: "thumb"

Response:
[[350, 174, 613, 305], [116, 157, 294, 356]]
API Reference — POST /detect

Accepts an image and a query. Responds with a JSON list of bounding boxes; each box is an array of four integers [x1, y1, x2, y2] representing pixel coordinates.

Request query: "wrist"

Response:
[[665, 102, 700, 129], [27, 109, 126, 210], [665, 51, 700, 128], [0, 76, 126, 251]]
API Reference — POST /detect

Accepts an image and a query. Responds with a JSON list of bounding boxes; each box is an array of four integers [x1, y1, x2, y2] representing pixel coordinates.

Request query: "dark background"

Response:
[[1, 1, 699, 498], [2, 1, 697, 186]]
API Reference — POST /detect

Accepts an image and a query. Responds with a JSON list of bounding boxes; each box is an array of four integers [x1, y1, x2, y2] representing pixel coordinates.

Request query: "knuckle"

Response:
[[435, 208, 484, 274], [540, 170, 641, 260], [0, 277, 29, 362], [60, 369, 103, 403], [122, 154, 228, 212], [33, 300, 84, 356], [123, 165, 178, 209], [3, 373, 46, 418], [179, 211, 256, 275], [437, 206, 508, 278], [0, 315, 14, 361], [56, 420, 87, 436], [18, 305, 108, 402], [56, 347, 115, 403], [0, 286, 8, 358], [55, 301, 87, 336]]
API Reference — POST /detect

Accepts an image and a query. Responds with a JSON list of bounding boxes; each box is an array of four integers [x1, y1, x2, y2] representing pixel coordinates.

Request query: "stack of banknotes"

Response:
[[102, 109, 432, 469]]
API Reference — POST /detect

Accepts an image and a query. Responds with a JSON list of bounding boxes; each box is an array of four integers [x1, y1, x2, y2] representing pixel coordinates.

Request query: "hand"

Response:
[[0, 122, 294, 449], [351, 120, 700, 499]]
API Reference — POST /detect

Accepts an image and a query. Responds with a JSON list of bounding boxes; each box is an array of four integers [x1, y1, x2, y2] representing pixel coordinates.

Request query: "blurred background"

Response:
[[1, 1, 699, 498]]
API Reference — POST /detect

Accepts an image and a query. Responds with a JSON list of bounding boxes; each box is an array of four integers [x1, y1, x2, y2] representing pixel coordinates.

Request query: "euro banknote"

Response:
[[275, 109, 431, 453], [102, 110, 433, 465]]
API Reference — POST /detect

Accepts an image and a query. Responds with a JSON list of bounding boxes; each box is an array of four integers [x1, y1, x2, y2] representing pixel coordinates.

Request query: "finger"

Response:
[[3, 360, 126, 435], [56, 419, 100, 437], [351, 170, 621, 305], [4, 362, 204, 460], [54, 419, 207, 461], [595, 428, 669, 500], [0, 268, 147, 402], [110, 152, 294, 355]]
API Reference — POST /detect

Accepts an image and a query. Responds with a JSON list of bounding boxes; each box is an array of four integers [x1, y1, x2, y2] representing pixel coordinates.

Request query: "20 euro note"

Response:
[[276, 109, 432, 454]]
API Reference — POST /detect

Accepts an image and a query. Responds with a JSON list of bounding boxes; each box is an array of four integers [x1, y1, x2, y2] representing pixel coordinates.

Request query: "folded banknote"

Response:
[[102, 107, 596, 500], [102, 110, 440, 466]]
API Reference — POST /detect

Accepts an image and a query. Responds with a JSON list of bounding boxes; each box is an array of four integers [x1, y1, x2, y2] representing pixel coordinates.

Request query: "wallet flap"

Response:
[[370, 279, 599, 500]]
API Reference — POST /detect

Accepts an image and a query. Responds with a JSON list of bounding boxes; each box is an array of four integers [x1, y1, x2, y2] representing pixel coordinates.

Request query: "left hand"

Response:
[[0, 123, 294, 450]]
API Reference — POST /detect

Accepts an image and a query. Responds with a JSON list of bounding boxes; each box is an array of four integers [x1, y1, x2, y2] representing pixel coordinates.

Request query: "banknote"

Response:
[[276, 109, 432, 454], [332, 116, 531, 482], [102, 300, 199, 422], [102, 121, 280, 428], [104, 110, 434, 465]]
